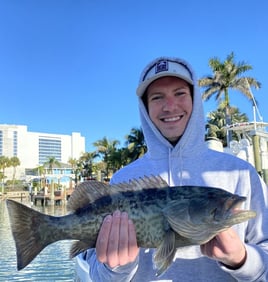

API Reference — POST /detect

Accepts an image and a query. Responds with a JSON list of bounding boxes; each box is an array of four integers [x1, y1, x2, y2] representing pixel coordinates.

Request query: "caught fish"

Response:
[[6, 176, 256, 276]]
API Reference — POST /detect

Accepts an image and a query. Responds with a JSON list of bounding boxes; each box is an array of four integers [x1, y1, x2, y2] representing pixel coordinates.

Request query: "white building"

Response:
[[206, 121, 268, 185], [0, 124, 85, 180]]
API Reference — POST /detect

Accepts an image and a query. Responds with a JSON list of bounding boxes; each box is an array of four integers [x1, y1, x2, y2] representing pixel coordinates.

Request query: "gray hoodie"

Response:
[[82, 57, 268, 281]]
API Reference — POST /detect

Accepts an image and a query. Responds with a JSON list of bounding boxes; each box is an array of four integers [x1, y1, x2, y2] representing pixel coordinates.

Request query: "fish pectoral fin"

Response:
[[153, 229, 176, 277], [163, 200, 191, 235], [163, 201, 215, 243], [70, 240, 93, 258]]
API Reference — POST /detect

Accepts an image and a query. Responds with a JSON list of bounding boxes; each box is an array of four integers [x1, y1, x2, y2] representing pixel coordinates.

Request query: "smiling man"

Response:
[[77, 56, 268, 282]]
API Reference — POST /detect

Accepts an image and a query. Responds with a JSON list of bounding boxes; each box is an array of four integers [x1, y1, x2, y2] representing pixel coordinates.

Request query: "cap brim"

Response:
[[136, 72, 193, 97]]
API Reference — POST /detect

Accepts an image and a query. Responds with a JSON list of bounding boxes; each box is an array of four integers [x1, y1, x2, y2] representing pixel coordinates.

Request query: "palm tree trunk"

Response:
[[224, 90, 232, 146], [225, 105, 232, 146]]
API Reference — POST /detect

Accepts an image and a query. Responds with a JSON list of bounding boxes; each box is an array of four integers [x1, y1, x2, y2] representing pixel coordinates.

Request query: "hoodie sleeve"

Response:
[[85, 249, 139, 282], [220, 172, 268, 281], [218, 244, 266, 281]]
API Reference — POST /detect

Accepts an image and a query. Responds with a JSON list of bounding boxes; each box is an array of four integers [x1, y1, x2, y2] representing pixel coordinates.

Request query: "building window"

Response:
[[13, 131, 18, 156], [39, 137, 62, 164]]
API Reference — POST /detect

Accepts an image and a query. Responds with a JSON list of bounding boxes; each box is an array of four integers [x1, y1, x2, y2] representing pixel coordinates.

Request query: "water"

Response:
[[0, 199, 76, 281]]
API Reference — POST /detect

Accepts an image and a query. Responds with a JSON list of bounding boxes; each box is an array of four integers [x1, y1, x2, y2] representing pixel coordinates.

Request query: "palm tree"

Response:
[[34, 165, 46, 190], [43, 156, 61, 174], [108, 147, 130, 172], [68, 158, 78, 173], [0, 156, 10, 194], [9, 156, 20, 189], [79, 152, 99, 179], [206, 103, 249, 146], [0, 156, 10, 176], [125, 127, 147, 161], [43, 157, 61, 189], [93, 137, 120, 179], [68, 157, 77, 187], [198, 52, 261, 144]]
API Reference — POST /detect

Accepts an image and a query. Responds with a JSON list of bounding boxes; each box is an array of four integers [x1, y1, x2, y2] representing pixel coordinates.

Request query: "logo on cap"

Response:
[[155, 60, 168, 74]]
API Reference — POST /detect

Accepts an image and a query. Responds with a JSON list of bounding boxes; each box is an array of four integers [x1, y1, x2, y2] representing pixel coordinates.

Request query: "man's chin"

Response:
[[164, 135, 182, 145]]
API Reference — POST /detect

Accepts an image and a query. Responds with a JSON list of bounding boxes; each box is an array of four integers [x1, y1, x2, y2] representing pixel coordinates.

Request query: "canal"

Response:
[[0, 199, 76, 281]]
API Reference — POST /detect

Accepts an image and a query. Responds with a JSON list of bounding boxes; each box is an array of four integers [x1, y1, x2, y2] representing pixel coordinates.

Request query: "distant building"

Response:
[[206, 121, 268, 185], [0, 124, 85, 181]]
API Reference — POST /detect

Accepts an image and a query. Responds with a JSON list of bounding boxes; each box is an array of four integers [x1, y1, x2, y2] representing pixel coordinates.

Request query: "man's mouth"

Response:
[[161, 114, 184, 122]]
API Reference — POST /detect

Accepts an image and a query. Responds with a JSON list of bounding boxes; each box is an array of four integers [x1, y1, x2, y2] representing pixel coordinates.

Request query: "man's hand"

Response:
[[96, 210, 139, 268], [200, 228, 246, 269]]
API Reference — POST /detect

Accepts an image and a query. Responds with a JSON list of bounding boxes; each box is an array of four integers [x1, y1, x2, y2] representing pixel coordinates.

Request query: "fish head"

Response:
[[188, 189, 256, 231], [183, 190, 256, 244], [165, 187, 256, 244]]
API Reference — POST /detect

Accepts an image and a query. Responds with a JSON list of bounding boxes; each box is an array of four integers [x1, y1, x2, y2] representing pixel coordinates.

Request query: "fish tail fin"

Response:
[[6, 199, 52, 270]]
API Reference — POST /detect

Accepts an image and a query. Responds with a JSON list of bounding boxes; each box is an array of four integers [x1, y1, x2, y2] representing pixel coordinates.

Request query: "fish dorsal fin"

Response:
[[123, 175, 168, 191], [67, 181, 110, 212], [67, 175, 168, 212]]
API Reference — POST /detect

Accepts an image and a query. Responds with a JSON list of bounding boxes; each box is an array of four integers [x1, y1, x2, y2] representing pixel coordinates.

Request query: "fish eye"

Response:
[[210, 208, 217, 216]]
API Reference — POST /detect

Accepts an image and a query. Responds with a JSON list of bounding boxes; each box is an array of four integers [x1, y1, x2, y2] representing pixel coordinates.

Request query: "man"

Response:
[[78, 57, 268, 281]]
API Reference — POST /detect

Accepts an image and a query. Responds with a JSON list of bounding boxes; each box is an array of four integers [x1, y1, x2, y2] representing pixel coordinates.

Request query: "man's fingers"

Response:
[[107, 210, 121, 267], [95, 211, 139, 268], [118, 212, 129, 264], [96, 214, 112, 262]]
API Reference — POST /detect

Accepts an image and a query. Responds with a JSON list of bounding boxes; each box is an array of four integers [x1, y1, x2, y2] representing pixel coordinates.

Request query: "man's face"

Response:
[[146, 76, 193, 144]]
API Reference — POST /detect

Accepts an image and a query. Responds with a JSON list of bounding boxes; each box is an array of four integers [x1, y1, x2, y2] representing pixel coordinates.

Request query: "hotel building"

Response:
[[0, 124, 85, 181]]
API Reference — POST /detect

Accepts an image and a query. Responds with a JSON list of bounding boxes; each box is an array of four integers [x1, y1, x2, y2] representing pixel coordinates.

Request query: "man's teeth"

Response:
[[163, 116, 182, 122]]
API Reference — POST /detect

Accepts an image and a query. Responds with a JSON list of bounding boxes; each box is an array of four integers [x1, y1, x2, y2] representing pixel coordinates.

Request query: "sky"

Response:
[[0, 0, 267, 152]]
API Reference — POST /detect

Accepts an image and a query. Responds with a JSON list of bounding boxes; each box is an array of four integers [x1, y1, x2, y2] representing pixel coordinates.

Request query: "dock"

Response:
[[33, 189, 74, 206], [0, 191, 29, 201]]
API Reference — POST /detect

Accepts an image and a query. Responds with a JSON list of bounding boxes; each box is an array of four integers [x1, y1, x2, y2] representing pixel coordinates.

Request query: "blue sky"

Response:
[[1, 0, 267, 152]]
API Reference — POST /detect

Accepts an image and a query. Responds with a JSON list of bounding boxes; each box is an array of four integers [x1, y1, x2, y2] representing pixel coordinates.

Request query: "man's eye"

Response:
[[150, 95, 162, 101], [175, 92, 186, 97]]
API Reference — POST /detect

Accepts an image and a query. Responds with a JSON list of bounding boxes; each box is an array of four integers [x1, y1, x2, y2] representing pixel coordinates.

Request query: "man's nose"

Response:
[[162, 97, 176, 111]]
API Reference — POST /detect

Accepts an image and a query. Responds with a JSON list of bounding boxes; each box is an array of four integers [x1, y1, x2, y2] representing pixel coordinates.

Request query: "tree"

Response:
[[198, 52, 261, 144], [79, 152, 99, 179], [36, 165, 46, 190], [0, 156, 10, 194], [93, 137, 120, 179], [108, 147, 129, 173], [9, 156, 20, 189], [43, 156, 61, 188], [125, 127, 147, 161], [68, 157, 78, 186], [43, 156, 61, 174], [68, 157, 78, 174], [206, 103, 249, 146]]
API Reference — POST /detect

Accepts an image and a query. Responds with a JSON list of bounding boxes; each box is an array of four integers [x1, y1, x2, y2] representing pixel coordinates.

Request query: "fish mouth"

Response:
[[227, 196, 246, 212], [224, 196, 256, 221]]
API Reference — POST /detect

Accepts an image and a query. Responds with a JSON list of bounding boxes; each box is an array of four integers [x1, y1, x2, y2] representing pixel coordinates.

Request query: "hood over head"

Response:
[[136, 56, 206, 158]]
